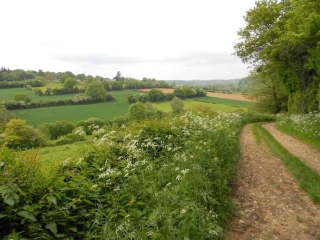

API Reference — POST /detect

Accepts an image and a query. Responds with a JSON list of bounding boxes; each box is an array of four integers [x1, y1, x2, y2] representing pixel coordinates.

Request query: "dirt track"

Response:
[[225, 124, 320, 239]]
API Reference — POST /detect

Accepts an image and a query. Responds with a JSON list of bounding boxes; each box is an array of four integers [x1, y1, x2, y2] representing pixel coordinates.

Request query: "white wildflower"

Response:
[[181, 169, 189, 175], [176, 175, 182, 180]]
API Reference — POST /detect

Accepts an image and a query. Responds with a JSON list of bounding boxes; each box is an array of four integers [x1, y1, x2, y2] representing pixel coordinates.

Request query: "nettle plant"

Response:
[[0, 110, 243, 239]]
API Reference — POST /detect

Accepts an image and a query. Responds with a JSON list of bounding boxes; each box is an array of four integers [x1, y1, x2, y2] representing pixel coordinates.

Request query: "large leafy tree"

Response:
[[63, 77, 77, 90], [148, 89, 166, 102], [85, 81, 107, 101], [171, 96, 184, 114], [235, 0, 320, 113], [4, 119, 45, 149], [128, 102, 147, 121], [0, 105, 14, 132]]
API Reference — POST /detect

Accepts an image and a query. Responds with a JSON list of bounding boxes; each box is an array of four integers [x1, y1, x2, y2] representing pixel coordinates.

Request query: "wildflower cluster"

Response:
[[276, 112, 320, 138], [0, 110, 243, 239], [73, 126, 86, 137], [88, 111, 242, 239]]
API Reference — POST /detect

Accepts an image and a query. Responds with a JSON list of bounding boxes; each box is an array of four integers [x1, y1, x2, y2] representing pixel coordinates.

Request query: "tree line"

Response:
[[235, 0, 320, 113], [0, 68, 170, 90], [126, 87, 206, 104]]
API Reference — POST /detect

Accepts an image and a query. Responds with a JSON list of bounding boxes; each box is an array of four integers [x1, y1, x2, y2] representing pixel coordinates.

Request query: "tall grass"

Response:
[[0, 110, 244, 239], [276, 113, 320, 150], [0, 111, 277, 239]]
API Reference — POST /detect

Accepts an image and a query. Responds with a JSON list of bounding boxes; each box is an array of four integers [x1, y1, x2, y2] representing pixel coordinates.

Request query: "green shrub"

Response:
[[76, 118, 107, 135], [171, 96, 184, 114], [4, 119, 46, 149], [128, 102, 147, 121], [2, 110, 274, 239], [47, 120, 75, 139]]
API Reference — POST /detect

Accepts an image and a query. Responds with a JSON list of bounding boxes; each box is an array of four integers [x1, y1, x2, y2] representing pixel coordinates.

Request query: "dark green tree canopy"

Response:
[[85, 81, 107, 101], [14, 92, 28, 102], [128, 102, 147, 121], [234, 0, 320, 113], [63, 77, 77, 90]]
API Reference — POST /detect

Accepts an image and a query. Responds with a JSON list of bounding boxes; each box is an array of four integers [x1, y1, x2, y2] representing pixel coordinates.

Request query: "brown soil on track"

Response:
[[225, 124, 320, 240], [138, 89, 253, 102]]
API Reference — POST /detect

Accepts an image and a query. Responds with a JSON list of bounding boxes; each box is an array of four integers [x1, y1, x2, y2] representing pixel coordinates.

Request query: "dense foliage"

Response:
[[235, 0, 320, 113], [126, 86, 206, 104], [1, 110, 272, 239], [0, 104, 15, 132], [171, 96, 184, 114], [0, 68, 170, 90], [3, 93, 115, 110], [1, 119, 46, 149], [276, 112, 320, 150]]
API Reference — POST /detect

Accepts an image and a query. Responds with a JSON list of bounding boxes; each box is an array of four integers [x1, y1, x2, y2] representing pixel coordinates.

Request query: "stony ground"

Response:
[[225, 124, 320, 240]]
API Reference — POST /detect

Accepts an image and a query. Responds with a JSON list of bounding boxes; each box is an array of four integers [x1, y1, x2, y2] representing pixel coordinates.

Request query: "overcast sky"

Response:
[[0, 0, 256, 80]]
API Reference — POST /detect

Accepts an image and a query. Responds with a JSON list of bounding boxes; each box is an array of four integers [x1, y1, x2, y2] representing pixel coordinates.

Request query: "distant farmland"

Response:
[[10, 90, 140, 126], [0, 88, 78, 102], [138, 88, 253, 102], [11, 102, 129, 126], [6, 89, 252, 126]]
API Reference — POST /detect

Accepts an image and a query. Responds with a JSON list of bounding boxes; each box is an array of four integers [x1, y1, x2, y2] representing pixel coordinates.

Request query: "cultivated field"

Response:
[[0, 88, 78, 101], [138, 88, 254, 102], [10, 90, 140, 126], [206, 92, 252, 102], [151, 99, 249, 112], [4, 88, 251, 126]]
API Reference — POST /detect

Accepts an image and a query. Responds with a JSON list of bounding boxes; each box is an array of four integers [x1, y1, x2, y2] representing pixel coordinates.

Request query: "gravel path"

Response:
[[225, 124, 320, 239]]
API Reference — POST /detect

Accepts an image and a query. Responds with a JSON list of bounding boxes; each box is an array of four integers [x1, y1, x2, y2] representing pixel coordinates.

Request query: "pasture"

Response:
[[3, 87, 252, 126], [193, 96, 252, 107], [10, 90, 141, 126], [0, 88, 78, 101], [152, 99, 248, 112]]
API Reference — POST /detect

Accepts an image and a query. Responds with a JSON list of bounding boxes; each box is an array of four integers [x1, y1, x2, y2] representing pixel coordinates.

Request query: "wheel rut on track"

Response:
[[225, 124, 320, 240]]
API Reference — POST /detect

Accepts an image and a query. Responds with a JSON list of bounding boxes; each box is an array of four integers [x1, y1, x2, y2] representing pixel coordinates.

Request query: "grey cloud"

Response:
[[56, 53, 141, 64], [177, 52, 239, 66], [55, 52, 238, 66]]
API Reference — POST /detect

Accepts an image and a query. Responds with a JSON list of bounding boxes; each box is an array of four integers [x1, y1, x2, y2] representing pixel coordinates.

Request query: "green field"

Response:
[[151, 96, 252, 112], [194, 96, 253, 107], [10, 91, 140, 126], [152, 100, 247, 112], [24, 140, 91, 165], [11, 102, 128, 126], [6, 90, 251, 126], [0, 88, 78, 101]]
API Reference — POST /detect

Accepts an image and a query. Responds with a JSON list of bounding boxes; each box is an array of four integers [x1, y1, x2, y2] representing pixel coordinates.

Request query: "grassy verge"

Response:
[[276, 113, 320, 151], [252, 123, 320, 203], [276, 125, 320, 151]]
